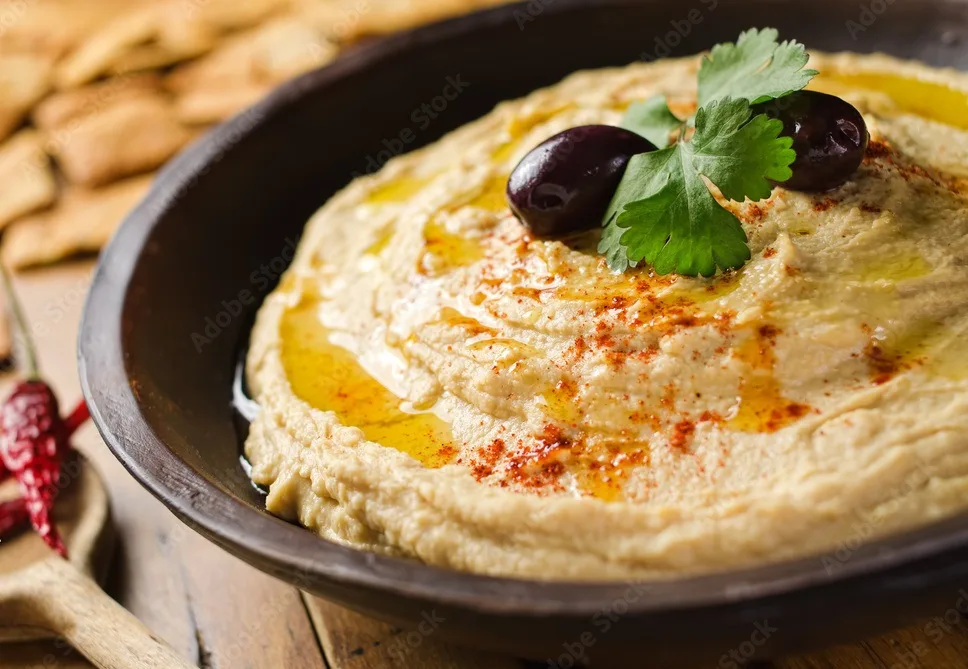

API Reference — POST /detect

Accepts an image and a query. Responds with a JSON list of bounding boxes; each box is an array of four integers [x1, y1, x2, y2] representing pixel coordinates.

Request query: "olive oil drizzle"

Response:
[[280, 303, 456, 468], [812, 72, 968, 129]]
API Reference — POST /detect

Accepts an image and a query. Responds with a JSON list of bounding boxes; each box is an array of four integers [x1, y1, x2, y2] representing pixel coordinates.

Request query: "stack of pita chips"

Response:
[[0, 0, 512, 270]]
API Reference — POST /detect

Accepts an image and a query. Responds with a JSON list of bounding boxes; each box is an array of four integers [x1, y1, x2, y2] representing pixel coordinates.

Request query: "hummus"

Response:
[[245, 53, 968, 580]]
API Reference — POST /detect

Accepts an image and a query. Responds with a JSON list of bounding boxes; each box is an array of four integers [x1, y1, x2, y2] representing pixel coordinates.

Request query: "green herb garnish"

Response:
[[602, 28, 817, 276], [621, 96, 683, 149], [698, 27, 819, 105]]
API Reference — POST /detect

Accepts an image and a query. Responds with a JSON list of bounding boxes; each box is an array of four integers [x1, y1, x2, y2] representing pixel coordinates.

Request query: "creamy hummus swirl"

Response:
[[246, 53, 968, 580]]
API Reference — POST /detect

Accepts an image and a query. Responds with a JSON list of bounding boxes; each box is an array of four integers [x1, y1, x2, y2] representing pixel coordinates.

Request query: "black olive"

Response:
[[754, 90, 869, 192], [506, 125, 656, 237]]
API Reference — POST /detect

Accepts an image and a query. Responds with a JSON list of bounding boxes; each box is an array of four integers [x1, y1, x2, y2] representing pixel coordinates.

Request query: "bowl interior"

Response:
[[82, 0, 968, 619]]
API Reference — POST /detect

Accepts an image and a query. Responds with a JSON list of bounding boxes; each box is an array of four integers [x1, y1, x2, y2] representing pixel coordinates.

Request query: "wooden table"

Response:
[[2, 261, 968, 669]]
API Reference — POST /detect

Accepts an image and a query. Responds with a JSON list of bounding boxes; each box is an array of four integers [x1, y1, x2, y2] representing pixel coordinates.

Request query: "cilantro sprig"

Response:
[[601, 28, 817, 276]]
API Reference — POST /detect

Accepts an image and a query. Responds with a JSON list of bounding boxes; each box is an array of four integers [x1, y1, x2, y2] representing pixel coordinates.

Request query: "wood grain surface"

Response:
[[0, 260, 965, 669]]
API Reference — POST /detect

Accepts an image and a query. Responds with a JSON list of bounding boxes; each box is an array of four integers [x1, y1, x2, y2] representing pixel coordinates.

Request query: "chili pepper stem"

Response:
[[0, 263, 39, 379]]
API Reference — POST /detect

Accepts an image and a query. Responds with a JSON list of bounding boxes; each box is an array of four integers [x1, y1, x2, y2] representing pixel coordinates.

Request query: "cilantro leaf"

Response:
[[611, 179, 750, 277], [599, 211, 637, 272], [600, 97, 794, 277], [690, 96, 795, 200], [621, 95, 682, 148], [698, 27, 817, 106]]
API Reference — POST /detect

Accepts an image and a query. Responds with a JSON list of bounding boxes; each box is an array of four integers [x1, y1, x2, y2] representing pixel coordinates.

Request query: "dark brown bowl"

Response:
[[79, 1, 968, 665]]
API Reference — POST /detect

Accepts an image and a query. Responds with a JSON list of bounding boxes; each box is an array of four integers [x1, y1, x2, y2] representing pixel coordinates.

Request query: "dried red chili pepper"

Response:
[[0, 266, 89, 557], [0, 395, 88, 550], [0, 380, 68, 556]]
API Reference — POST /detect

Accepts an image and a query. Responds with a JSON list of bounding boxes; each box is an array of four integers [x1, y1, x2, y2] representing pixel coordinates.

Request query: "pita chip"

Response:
[[3, 174, 153, 269], [0, 54, 52, 142], [0, 129, 57, 230], [33, 72, 162, 131], [167, 16, 337, 123], [51, 93, 195, 187], [55, 4, 215, 89]]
